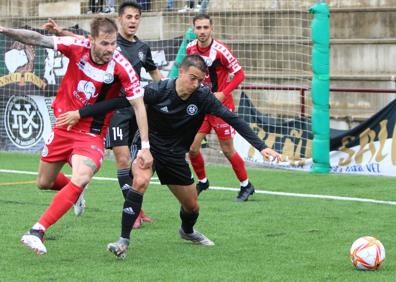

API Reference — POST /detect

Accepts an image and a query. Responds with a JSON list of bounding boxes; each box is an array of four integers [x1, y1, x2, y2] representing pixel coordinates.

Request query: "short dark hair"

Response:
[[119, 1, 142, 16], [192, 14, 212, 26], [180, 54, 208, 74], [90, 16, 118, 38]]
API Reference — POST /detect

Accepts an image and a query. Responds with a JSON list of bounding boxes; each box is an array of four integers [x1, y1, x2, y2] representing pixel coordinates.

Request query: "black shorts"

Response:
[[153, 152, 195, 186], [105, 107, 137, 149], [131, 133, 194, 186]]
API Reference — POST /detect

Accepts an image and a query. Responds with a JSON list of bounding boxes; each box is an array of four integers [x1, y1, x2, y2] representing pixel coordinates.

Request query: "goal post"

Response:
[[310, 0, 330, 173]]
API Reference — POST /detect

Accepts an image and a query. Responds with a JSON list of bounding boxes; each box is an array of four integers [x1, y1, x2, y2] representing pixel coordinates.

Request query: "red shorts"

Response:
[[40, 127, 105, 170], [198, 114, 236, 140]]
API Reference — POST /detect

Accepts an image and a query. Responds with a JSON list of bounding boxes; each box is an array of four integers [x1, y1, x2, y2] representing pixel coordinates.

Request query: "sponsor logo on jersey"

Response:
[[74, 80, 97, 104], [186, 104, 198, 116], [4, 95, 44, 148]]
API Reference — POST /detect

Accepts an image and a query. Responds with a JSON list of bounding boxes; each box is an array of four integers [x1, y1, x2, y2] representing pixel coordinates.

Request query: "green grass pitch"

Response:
[[0, 151, 395, 281]]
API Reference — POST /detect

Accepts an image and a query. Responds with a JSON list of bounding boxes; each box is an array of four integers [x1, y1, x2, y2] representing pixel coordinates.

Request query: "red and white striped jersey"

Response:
[[52, 36, 143, 137], [186, 38, 242, 109]]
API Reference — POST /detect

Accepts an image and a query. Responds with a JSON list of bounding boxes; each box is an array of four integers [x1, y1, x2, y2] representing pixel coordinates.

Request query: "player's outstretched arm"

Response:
[[0, 26, 53, 48], [55, 97, 130, 129], [149, 69, 162, 81], [207, 95, 281, 161]]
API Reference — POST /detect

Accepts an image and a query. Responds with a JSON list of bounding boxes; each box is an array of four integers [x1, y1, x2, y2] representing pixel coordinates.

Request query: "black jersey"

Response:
[[116, 33, 157, 79], [144, 79, 266, 157]]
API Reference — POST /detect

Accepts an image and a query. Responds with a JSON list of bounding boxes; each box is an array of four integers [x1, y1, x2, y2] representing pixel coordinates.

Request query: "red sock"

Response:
[[189, 151, 206, 180], [51, 172, 70, 191], [229, 152, 248, 182], [38, 182, 83, 229]]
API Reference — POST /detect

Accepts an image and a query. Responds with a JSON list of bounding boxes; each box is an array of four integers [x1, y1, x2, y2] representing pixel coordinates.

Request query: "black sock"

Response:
[[121, 189, 143, 239], [117, 168, 133, 199], [180, 208, 199, 234]]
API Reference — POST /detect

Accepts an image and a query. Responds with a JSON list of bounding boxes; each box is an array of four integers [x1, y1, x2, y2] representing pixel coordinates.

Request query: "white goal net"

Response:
[[0, 0, 313, 169]]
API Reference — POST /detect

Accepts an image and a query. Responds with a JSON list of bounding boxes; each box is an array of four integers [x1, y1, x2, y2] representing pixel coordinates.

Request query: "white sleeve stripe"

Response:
[[230, 65, 242, 74], [55, 36, 90, 48], [213, 40, 238, 64], [126, 91, 144, 101]]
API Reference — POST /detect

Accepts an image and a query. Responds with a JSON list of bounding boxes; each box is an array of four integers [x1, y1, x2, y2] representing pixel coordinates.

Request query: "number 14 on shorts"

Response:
[[112, 127, 123, 140]]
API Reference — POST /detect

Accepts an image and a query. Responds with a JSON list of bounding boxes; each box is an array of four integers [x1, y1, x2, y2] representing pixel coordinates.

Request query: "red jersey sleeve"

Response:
[[53, 36, 90, 60], [218, 43, 242, 75], [114, 51, 144, 100]]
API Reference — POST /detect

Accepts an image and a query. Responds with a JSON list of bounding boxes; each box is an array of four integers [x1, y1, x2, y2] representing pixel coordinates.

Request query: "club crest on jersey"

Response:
[[186, 104, 198, 116], [103, 72, 114, 84], [138, 51, 145, 62]]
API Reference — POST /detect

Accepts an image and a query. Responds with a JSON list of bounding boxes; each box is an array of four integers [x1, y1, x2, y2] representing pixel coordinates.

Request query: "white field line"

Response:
[[1, 169, 395, 206], [0, 169, 159, 181]]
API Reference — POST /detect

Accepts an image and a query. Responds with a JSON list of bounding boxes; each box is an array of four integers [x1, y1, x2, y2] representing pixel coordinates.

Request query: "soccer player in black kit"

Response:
[[104, 1, 161, 227], [56, 55, 281, 259], [44, 1, 161, 224]]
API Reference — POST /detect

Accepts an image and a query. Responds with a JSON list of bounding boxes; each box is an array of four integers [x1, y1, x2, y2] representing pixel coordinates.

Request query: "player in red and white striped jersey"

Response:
[[187, 14, 255, 202], [0, 16, 152, 255]]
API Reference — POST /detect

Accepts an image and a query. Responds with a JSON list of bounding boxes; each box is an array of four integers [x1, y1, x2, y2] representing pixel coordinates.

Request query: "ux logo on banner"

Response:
[[4, 95, 44, 148]]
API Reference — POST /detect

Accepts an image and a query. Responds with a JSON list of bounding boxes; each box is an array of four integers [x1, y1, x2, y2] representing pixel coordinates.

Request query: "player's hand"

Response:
[[42, 18, 62, 35], [260, 148, 281, 162], [137, 148, 153, 169], [214, 92, 225, 102], [56, 110, 80, 131]]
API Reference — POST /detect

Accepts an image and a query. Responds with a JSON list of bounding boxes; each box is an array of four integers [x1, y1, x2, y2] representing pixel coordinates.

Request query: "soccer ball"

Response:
[[349, 236, 385, 270]]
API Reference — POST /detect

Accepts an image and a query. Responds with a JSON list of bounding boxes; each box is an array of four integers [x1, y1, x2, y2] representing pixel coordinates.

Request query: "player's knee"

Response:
[[71, 174, 91, 188], [221, 145, 235, 159], [115, 154, 131, 169], [182, 201, 199, 214], [36, 177, 53, 190], [223, 149, 235, 159], [189, 147, 200, 156], [132, 174, 150, 192]]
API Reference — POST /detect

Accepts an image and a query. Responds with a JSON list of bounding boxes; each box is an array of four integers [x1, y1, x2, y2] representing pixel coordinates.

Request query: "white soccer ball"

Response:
[[349, 236, 385, 270]]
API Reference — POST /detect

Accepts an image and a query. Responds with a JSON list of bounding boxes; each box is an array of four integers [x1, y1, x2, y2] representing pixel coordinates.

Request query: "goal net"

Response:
[[0, 0, 313, 171]]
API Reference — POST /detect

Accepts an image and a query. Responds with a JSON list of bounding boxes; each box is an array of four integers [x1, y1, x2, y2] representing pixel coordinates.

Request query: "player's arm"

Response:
[[56, 81, 161, 130], [42, 18, 85, 39], [56, 97, 130, 130], [0, 26, 53, 48], [215, 46, 245, 102], [144, 46, 162, 81], [216, 68, 245, 101], [128, 96, 153, 169], [206, 94, 281, 160], [56, 81, 162, 128], [148, 69, 162, 81]]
